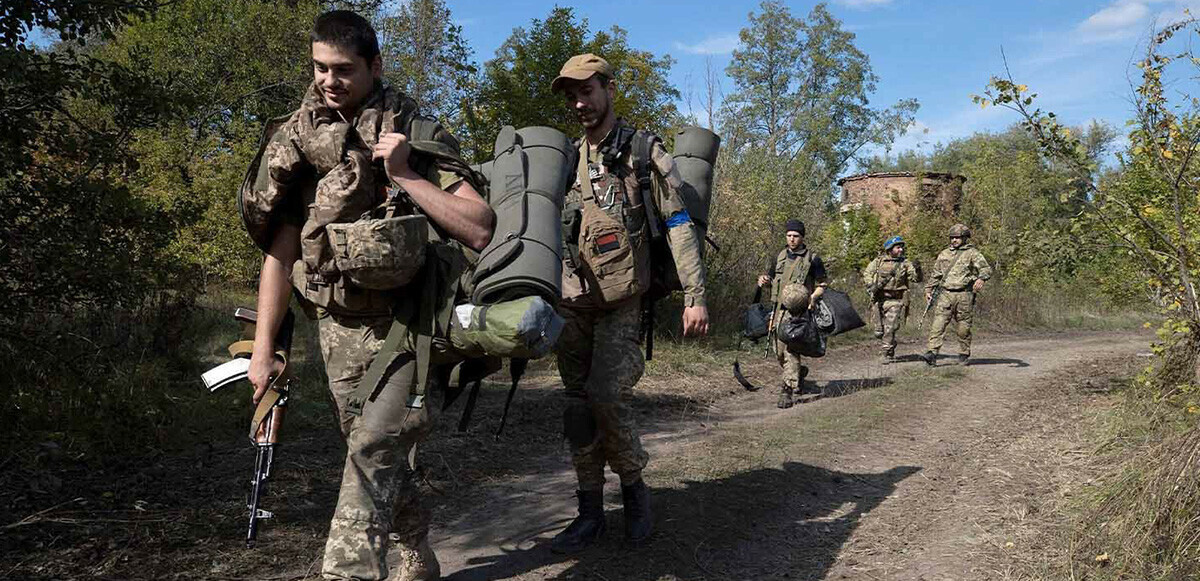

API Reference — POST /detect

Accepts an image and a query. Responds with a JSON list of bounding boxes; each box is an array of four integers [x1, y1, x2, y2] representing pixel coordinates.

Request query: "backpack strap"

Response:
[[631, 130, 662, 241]]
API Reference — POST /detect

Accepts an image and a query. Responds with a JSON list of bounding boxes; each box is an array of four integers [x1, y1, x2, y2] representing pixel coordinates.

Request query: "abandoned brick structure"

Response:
[[837, 171, 965, 229]]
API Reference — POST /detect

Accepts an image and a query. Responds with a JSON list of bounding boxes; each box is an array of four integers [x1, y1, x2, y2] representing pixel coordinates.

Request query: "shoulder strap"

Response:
[[632, 130, 663, 241]]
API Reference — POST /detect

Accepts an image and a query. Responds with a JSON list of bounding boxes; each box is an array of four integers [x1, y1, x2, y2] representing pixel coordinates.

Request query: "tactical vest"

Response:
[[240, 82, 471, 316], [562, 121, 651, 306]]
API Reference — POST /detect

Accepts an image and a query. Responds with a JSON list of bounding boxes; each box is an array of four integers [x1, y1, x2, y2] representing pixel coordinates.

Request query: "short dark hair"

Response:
[[311, 10, 380, 63]]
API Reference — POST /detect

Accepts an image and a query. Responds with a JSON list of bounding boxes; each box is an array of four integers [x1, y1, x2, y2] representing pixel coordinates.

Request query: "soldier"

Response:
[[550, 53, 710, 553], [243, 11, 494, 581], [922, 224, 992, 366], [757, 219, 827, 408], [863, 235, 921, 363]]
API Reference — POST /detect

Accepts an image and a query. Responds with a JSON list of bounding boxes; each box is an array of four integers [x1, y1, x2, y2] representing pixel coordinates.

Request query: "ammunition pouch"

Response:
[[578, 199, 649, 305], [326, 212, 429, 290]]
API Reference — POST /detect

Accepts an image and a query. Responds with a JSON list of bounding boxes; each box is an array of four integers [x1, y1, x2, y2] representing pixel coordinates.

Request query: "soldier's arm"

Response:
[[810, 255, 829, 305], [863, 258, 879, 290], [648, 140, 708, 336], [375, 133, 494, 251], [974, 251, 993, 281], [926, 253, 946, 291], [249, 222, 299, 405], [650, 141, 708, 310]]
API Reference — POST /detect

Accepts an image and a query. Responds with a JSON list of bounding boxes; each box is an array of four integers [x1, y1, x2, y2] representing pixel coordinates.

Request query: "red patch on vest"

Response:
[[596, 233, 620, 253]]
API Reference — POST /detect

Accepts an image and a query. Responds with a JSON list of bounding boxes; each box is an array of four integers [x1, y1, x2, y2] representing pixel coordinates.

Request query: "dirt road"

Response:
[[429, 332, 1147, 581], [0, 331, 1148, 580]]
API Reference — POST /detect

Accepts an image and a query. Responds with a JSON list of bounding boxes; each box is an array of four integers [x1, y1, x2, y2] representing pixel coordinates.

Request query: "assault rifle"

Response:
[[919, 286, 941, 331], [201, 307, 294, 548]]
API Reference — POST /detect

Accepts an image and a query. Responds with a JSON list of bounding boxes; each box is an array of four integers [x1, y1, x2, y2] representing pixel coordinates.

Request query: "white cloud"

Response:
[[1077, 1, 1151, 43], [834, 0, 894, 8], [673, 34, 740, 56]]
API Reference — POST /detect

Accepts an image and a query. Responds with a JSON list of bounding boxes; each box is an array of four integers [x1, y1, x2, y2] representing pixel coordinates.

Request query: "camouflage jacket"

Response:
[[241, 81, 465, 314], [562, 119, 708, 309], [863, 255, 921, 299], [926, 244, 992, 292]]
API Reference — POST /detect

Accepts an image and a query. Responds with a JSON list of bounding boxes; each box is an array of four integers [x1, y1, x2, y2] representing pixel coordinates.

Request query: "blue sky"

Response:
[[448, 0, 1200, 165]]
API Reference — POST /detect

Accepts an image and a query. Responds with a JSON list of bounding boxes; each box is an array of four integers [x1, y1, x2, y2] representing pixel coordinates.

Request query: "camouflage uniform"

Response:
[[765, 247, 828, 389], [559, 118, 707, 490], [252, 81, 466, 581], [925, 244, 992, 356], [863, 254, 921, 357]]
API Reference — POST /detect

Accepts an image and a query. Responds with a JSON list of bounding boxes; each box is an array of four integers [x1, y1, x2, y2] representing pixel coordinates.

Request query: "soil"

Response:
[[0, 330, 1149, 580]]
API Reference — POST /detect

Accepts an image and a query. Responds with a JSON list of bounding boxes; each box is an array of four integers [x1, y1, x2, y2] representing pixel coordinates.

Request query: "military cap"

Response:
[[551, 53, 614, 93]]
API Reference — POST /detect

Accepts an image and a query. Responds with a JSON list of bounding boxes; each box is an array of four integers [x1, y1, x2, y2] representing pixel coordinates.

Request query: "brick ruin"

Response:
[[836, 171, 965, 230]]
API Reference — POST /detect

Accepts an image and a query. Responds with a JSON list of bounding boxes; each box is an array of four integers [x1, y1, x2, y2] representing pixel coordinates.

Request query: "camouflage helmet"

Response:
[[780, 283, 812, 314], [948, 223, 971, 238], [326, 214, 429, 290]]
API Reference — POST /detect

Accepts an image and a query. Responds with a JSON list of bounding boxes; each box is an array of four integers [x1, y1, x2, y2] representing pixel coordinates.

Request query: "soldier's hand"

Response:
[[248, 348, 284, 405], [373, 132, 413, 179], [757, 275, 770, 288], [682, 305, 709, 337], [972, 279, 985, 293]]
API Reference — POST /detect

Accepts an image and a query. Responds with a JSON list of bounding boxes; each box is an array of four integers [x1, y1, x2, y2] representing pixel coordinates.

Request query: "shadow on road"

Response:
[[446, 462, 921, 581], [962, 357, 1029, 368], [820, 377, 894, 398]]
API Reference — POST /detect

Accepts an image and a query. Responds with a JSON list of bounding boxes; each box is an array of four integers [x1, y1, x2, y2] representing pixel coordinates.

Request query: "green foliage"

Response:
[[475, 7, 681, 154], [818, 205, 882, 278], [703, 1, 917, 328]]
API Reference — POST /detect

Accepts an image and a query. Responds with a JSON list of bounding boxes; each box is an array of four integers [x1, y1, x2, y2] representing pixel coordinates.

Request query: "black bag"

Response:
[[814, 289, 865, 336], [742, 286, 771, 340], [778, 310, 826, 358]]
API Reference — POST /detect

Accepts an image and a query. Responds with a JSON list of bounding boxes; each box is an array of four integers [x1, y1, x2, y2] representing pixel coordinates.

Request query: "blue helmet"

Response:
[[883, 235, 904, 251]]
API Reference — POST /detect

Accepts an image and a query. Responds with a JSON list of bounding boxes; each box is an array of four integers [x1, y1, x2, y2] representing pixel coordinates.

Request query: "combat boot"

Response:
[[958, 353, 970, 365], [922, 350, 937, 366], [621, 479, 653, 545], [777, 385, 794, 409], [550, 489, 606, 554], [394, 538, 440, 581]]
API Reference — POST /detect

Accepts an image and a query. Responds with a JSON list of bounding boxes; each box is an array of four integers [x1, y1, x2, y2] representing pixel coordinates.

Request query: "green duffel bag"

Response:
[[449, 295, 564, 360]]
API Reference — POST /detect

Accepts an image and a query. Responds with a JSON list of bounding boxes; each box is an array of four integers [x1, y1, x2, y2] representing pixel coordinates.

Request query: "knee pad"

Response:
[[563, 403, 597, 448]]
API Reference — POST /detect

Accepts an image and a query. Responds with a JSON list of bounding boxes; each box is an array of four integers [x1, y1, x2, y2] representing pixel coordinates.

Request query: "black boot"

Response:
[[621, 479, 653, 545], [777, 385, 794, 409], [922, 350, 937, 366], [550, 490, 606, 554]]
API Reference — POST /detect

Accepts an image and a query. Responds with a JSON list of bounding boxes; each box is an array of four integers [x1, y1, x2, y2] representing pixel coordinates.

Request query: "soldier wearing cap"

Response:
[[863, 235, 921, 363], [549, 53, 710, 552], [242, 11, 494, 581], [922, 224, 992, 366], [757, 219, 827, 408]]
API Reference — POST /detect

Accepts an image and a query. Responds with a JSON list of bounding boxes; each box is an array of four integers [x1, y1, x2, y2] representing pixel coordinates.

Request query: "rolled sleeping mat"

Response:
[[671, 126, 721, 257], [471, 125, 574, 306]]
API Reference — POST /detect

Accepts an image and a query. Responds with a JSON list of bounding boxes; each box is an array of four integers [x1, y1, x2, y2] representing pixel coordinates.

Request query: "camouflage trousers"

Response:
[[927, 289, 975, 356], [872, 298, 906, 356], [557, 301, 650, 491], [317, 313, 436, 581], [773, 311, 806, 389]]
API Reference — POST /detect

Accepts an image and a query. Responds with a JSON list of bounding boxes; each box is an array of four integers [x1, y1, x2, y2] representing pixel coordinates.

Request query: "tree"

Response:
[[474, 6, 681, 153], [976, 19, 1200, 386], [372, 0, 477, 132]]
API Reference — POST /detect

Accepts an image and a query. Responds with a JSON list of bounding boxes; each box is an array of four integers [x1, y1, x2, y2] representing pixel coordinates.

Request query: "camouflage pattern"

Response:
[[768, 247, 825, 305], [925, 244, 991, 357], [317, 312, 438, 580], [863, 255, 921, 356], [873, 299, 906, 357], [780, 283, 811, 314], [326, 214, 429, 290], [775, 335, 806, 390], [925, 245, 991, 292], [556, 301, 650, 491], [948, 223, 972, 238], [243, 81, 463, 313], [927, 290, 975, 355], [561, 120, 707, 309]]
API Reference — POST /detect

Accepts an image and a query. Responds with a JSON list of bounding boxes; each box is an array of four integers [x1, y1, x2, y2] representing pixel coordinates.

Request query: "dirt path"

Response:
[[429, 332, 1149, 581], [0, 331, 1148, 580]]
